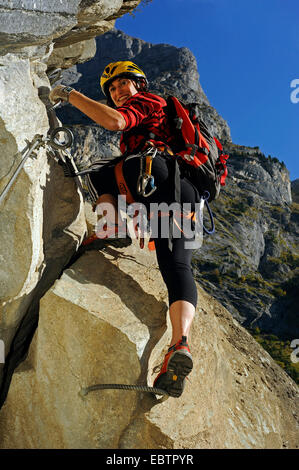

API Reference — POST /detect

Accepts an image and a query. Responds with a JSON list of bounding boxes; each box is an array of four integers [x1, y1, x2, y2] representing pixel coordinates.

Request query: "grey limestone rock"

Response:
[[194, 143, 298, 338], [0, 0, 143, 410], [0, 1, 141, 56], [291, 178, 299, 203]]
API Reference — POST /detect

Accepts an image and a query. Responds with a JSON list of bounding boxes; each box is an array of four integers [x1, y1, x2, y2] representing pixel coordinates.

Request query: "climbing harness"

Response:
[[79, 383, 169, 400]]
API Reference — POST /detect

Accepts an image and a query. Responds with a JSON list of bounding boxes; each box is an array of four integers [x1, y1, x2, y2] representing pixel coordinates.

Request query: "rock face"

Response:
[[0, 52, 86, 407], [193, 143, 298, 340], [291, 179, 299, 203], [0, 241, 298, 449], [0, 1, 141, 56], [0, 2, 141, 408]]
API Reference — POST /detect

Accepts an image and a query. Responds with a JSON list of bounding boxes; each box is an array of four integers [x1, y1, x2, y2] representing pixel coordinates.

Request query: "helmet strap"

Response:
[[134, 79, 147, 92]]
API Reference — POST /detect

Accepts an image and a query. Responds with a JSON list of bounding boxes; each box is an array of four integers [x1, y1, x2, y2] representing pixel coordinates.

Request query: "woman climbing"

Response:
[[49, 61, 198, 398]]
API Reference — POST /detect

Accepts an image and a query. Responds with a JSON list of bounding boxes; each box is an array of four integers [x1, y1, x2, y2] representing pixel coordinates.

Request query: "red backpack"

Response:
[[165, 96, 229, 202]]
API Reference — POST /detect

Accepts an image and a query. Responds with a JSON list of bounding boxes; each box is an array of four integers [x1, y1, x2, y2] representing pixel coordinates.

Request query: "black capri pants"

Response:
[[88, 153, 198, 309]]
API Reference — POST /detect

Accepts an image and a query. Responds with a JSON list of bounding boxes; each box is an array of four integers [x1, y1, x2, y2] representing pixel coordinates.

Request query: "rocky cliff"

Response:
[[292, 179, 299, 204], [194, 144, 297, 336], [0, 0, 141, 411], [0, 3, 298, 449]]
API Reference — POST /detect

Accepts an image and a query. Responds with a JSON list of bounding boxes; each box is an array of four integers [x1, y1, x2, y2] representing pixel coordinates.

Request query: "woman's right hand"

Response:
[[49, 85, 73, 104]]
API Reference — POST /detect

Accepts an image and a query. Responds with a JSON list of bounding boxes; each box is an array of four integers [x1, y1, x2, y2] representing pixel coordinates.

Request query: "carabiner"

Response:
[[136, 146, 157, 197], [49, 126, 74, 150], [137, 174, 157, 197]]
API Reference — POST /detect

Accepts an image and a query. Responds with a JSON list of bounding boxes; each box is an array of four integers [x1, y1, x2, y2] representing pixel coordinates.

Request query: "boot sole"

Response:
[[83, 236, 132, 251], [154, 350, 193, 398]]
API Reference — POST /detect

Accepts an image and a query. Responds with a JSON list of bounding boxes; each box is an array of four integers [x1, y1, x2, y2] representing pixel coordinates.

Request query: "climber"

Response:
[[49, 61, 197, 398]]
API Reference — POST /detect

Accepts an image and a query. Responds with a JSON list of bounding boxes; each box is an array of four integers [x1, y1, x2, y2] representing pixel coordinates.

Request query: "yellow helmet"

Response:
[[100, 61, 148, 97]]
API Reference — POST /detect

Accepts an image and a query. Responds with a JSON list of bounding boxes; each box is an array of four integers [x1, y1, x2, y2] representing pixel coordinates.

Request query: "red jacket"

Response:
[[116, 92, 175, 154]]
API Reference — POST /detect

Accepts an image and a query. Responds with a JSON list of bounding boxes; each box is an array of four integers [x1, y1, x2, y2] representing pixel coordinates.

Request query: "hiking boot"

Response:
[[153, 336, 193, 398], [83, 234, 132, 250]]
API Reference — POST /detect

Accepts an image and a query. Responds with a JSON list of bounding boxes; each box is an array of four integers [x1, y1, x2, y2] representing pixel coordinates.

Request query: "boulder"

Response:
[[0, 241, 297, 449]]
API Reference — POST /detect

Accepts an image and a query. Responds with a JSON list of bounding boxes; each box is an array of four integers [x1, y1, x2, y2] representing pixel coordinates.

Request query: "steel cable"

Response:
[[79, 383, 169, 397]]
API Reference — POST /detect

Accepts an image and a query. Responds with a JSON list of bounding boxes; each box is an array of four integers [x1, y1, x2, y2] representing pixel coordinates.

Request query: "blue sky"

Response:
[[116, 0, 299, 182]]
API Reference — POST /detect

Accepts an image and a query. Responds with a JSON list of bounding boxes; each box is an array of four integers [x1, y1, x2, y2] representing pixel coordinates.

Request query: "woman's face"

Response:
[[109, 77, 138, 107]]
